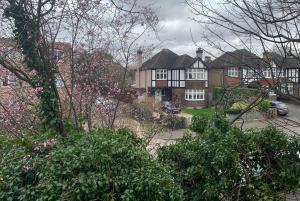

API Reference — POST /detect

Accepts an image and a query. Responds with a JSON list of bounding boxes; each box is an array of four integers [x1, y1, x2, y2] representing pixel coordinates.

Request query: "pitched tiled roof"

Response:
[[210, 49, 264, 69], [141, 49, 179, 70], [268, 52, 300, 69], [141, 49, 203, 70], [173, 54, 195, 69]]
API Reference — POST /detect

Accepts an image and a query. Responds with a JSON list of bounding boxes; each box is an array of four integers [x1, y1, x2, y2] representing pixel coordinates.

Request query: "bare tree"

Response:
[[186, 0, 300, 123]]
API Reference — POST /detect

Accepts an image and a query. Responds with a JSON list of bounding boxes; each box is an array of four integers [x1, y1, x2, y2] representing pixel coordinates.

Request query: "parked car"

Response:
[[270, 101, 288, 116], [161, 101, 181, 114]]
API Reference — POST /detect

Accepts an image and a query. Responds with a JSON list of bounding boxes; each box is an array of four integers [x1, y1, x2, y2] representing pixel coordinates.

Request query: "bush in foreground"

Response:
[[0, 129, 182, 201], [158, 117, 300, 201]]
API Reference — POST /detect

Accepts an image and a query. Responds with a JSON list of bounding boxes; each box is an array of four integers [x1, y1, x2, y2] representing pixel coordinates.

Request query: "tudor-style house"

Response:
[[208, 49, 300, 98], [263, 52, 300, 97], [135, 48, 211, 107]]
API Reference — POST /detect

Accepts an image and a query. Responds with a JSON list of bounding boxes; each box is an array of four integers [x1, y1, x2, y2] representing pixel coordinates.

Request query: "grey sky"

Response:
[[139, 0, 262, 59]]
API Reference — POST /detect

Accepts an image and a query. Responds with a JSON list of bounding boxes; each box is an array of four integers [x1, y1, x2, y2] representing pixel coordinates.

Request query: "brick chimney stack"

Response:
[[137, 48, 143, 69], [263, 51, 271, 60], [196, 48, 203, 59]]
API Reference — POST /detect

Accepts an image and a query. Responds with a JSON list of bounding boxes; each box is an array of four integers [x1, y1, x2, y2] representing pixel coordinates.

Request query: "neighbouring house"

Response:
[[135, 48, 300, 108], [208, 49, 266, 87], [263, 52, 300, 97], [0, 38, 136, 106], [135, 48, 211, 108], [0, 38, 72, 101]]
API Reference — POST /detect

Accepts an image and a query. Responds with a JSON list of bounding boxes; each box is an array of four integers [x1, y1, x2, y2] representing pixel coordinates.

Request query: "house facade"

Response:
[[135, 48, 300, 108], [209, 49, 300, 98], [135, 48, 211, 107]]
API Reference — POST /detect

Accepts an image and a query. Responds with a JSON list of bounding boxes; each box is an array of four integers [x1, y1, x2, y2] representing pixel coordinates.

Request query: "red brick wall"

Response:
[[225, 77, 241, 87], [156, 80, 168, 88]]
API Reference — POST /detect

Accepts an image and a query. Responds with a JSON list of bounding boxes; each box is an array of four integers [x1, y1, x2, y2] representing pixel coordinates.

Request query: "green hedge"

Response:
[[212, 87, 260, 108], [161, 114, 186, 130], [0, 129, 183, 201]]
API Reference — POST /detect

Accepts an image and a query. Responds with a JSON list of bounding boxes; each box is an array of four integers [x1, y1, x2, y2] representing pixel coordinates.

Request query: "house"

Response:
[[135, 48, 211, 108], [208, 49, 268, 87], [263, 52, 300, 97], [209, 49, 300, 98]]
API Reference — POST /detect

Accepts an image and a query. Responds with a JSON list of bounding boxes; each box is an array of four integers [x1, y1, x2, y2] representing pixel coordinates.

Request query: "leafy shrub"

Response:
[[161, 114, 186, 130], [131, 101, 154, 122], [227, 101, 260, 114], [158, 120, 300, 201], [189, 115, 209, 134], [213, 87, 260, 107], [0, 129, 183, 201], [258, 99, 271, 112]]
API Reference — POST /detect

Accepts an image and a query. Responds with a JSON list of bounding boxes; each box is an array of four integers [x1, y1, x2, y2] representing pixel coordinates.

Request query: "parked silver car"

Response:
[[161, 101, 181, 114], [270, 101, 288, 116]]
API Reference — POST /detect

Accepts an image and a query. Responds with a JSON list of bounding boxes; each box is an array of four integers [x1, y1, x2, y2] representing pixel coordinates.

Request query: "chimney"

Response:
[[137, 48, 143, 69], [263, 51, 271, 60], [196, 48, 203, 59], [204, 56, 211, 63]]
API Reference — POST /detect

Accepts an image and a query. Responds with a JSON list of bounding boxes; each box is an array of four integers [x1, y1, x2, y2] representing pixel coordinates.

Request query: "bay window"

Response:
[[228, 67, 238, 77], [186, 69, 207, 80], [185, 89, 205, 101], [156, 69, 167, 80]]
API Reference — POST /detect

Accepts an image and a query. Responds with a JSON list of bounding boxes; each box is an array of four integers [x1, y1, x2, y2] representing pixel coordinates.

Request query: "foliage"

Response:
[[213, 87, 260, 109], [182, 107, 214, 118], [158, 117, 300, 201], [131, 101, 154, 122], [161, 114, 186, 130], [189, 115, 209, 134], [258, 99, 271, 112], [4, 2, 64, 134], [0, 128, 183, 201]]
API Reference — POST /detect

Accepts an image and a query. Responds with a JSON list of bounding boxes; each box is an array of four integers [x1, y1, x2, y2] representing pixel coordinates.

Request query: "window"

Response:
[[286, 68, 298, 82], [52, 49, 64, 62], [281, 83, 293, 94], [156, 69, 167, 80], [1, 74, 17, 87], [185, 89, 205, 101], [55, 74, 64, 87], [2, 75, 8, 86], [228, 67, 238, 77], [186, 69, 207, 80], [263, 68, 275, 78]]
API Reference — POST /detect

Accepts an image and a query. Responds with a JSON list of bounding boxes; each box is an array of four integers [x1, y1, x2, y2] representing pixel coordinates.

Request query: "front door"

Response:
[[155, 89, 162, 101]]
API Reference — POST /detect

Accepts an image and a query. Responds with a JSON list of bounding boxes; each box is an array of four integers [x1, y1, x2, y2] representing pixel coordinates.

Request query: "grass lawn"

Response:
[[182, 107, 214, 117]]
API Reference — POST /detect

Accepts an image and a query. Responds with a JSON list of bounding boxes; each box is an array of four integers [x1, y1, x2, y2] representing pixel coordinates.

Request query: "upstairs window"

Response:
[[263, 68, 275, 78], [185, 89, 205, 101], [281, 83, 293, 94], [2, 75, 8, 87], [228, 67, 238, 77], [156, 69, 167, 80], [52, 49, 64, 62], [186, 69, 207, 80], [286, 68, 298, 82], [1, 74, 17, 87]]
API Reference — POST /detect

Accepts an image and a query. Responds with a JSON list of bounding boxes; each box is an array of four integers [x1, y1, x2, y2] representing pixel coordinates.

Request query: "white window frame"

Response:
[[186, 69, 207, 80], [52, 49, 64, 62], [156, 69, 167, 80], [263, 68, 273, 78], [228, 67, 238, 77], [185, 89, 205, 101], [281, 83, 294, 94]]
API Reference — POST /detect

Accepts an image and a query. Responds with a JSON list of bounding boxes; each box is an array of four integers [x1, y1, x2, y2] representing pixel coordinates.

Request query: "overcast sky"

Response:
[[138, 0, 222, 58], [139, 0, 261, 59]]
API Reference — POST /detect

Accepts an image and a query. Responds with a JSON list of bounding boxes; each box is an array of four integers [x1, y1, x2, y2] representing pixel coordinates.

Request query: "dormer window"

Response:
[[186, 69, 207, 80], [156, 69, 167, 80], [228, 67, 238, 77]]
